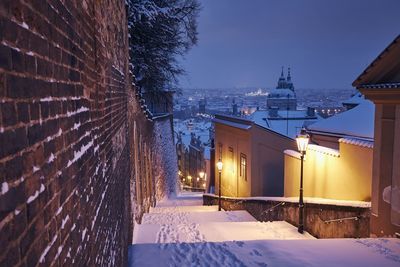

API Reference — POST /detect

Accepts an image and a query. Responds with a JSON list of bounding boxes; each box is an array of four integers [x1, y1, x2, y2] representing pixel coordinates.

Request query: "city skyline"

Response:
[[179, 0, 400, 90]]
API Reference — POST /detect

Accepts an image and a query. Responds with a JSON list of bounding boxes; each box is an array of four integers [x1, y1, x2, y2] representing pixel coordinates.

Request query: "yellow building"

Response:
[[213, 114, 297, 197], [284, 97, 374, 202], [284, 138, 373, 201]]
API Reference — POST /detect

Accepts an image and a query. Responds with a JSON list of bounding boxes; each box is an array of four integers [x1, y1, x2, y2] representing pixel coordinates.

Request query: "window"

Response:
[[240, 153, 247, 181], [229, 147, 234, 172], [218, 143, 223, 160]]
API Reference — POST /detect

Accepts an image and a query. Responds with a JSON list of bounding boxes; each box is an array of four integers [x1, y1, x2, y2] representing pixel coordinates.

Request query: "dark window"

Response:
[[218, 143, 223, 160], [240, 153, 247, 181]]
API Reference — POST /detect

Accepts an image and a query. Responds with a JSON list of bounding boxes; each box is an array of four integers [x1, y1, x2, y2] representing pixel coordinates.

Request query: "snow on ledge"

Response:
[[204, 194, 371, 208], [307, 144, 340, 157], [284, 149, 302, 159], [339, 137, 374, 148]]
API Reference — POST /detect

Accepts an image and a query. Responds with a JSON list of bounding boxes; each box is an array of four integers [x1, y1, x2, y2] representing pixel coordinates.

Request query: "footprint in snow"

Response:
[[235, 241, 244, 247], [253, 249, 262, 256], [256, 262, 268, 267]]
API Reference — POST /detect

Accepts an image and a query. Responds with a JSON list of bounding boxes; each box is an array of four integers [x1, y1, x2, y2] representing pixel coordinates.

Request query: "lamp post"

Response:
[[216, 160, 223, 211], [296, 129, 309, 234], [199, 171, 205, 191]]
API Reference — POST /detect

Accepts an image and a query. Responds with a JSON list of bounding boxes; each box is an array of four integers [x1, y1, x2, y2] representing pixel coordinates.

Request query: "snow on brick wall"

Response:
[[0, 1, 133, 266], [152, 117, 179, 201]]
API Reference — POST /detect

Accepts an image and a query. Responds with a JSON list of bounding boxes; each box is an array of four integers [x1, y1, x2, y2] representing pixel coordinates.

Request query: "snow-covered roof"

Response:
[[251, 110, 319, 139], [341, 92, 364, 105], [213, 118, 252, 130], [307, 100, 375, 139], [175, 119, 211, 149], [267, 88, 296, 99]]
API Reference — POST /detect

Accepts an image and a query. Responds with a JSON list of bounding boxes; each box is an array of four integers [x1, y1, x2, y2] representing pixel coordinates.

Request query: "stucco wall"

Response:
[[251, 125, 296, 197], [214, 123, 251, 197], [284, 142, 372, 201], [215, 121, 297, 198]]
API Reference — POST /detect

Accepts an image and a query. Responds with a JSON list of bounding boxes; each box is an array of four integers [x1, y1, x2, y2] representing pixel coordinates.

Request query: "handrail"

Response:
[[263, 202, 285, 214], [322, 216, 361, 224]]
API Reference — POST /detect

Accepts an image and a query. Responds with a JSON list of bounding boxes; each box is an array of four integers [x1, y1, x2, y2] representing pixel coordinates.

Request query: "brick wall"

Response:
[[0, 0, 138, 266], [203, 195, 370, 238]]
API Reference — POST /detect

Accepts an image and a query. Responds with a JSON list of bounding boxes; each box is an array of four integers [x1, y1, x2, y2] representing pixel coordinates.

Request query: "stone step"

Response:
[[133, 221, 314, 244], [149, 205, 219, 213], [142, 210, 257, 225]]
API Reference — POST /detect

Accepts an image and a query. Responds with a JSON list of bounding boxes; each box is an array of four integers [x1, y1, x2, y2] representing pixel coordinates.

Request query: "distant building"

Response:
[[314, 106, 346, 118], [353, 35, 400, 237], [199, 98, 206, 114], [232, 99, 238, 116], [267, 67, 297, 110], [174, 119, 211, 190]]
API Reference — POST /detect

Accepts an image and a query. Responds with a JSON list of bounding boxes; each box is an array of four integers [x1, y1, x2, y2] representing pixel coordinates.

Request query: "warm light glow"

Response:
[[203, 183, 206, 188], [199, 171, 205, 179], [178, 170, 182, 176], [296, 132, 310, 153], [196, 177, 199, 182], [187, 175, 192, 180], [217, 160, 223, 172], [183, 178, 185, 182]]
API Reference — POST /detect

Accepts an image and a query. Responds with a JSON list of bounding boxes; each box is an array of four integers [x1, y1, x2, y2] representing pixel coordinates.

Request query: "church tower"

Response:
[[267, 67, 297, 110], [286, 67, 294, 91], [277, 66, 287, 89]]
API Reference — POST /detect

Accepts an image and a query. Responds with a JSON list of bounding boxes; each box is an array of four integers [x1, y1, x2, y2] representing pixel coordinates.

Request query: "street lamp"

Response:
[[216, 160, 223, 211], [199, 171, 205, 179], [296, 129, 310, 234], [199, 171, 205, 189]]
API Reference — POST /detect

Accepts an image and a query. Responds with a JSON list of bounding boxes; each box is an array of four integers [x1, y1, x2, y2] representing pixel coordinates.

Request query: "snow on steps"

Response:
[[134, 221, 314, 244], [149, 205, 218, 213], [142, 210, 257, 225], [130, 238, 400, 267]]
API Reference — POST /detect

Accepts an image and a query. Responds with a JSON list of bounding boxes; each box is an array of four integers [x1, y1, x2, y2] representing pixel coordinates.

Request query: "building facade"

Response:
[[213, 114, 297, 197], [353, 35, 400, 237]]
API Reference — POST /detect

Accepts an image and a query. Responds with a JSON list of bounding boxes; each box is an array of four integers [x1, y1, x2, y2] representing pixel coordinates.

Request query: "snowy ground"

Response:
[[129, 192, 400, 267]]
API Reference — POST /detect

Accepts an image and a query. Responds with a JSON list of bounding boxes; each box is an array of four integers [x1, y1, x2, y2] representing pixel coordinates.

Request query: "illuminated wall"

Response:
[[284, 142, 373, 201]]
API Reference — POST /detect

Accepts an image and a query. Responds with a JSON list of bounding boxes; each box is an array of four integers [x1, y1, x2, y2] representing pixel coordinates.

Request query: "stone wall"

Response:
[[0, 0, 135, 266], [152, 115, 178, 200], [203, 195, 370, 238]]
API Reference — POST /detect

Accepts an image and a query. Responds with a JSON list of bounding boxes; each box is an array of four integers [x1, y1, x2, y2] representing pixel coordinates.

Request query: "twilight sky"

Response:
[[178, 0, 400, 90]]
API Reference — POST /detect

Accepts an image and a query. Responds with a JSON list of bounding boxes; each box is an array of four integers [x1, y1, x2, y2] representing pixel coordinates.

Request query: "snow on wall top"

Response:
[[204, 194, 371, 208], [339, 137, 374, 149], [307, 144, 340, 157]]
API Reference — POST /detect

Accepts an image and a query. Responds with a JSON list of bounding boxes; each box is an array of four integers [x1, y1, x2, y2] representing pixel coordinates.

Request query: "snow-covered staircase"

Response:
[[129, 192, 400, 267], [132, 192, 313, 245]]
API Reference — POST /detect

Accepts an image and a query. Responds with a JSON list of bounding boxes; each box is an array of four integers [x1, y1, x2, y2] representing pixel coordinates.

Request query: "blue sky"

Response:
[[179, 0, 400, 89]]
